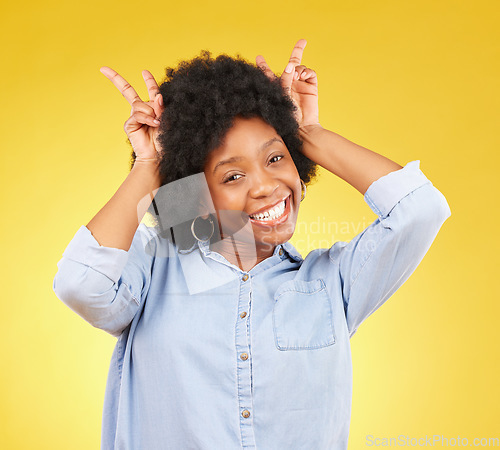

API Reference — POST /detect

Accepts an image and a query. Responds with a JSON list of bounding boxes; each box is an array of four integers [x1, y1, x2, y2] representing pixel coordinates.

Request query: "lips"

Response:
[[248, 195, 291, 226], [249, 195, 289, 216]]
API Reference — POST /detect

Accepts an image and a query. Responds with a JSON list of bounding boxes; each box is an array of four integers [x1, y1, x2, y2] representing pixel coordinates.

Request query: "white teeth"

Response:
[[250, 199, 286, 221]]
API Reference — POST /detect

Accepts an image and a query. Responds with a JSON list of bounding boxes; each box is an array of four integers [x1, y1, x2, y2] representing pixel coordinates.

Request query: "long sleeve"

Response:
[[329, 160, 451, 337], [53, 223, 158, 337]]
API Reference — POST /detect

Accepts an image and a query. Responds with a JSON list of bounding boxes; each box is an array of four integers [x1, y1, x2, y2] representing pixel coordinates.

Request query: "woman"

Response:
[[53, 40, 450, 449]]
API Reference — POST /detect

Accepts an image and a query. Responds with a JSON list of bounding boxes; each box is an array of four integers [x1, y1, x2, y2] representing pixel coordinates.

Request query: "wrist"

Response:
[[135, 156, 159, 163], [297, 123, 329, 165], [131, 158, 162, 190], [299, 122, 323, 137]]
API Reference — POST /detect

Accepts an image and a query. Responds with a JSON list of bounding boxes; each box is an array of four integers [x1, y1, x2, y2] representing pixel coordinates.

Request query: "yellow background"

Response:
[[1, 0, 498, 448]]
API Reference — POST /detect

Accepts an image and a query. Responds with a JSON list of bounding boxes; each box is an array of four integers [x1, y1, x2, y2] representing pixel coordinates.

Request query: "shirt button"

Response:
[[242, 410, 251, 418], [279, 248, 284, 256], [242, 274, 249, 281], [240, 353, 249, 361], [240, 311, 247, 319]]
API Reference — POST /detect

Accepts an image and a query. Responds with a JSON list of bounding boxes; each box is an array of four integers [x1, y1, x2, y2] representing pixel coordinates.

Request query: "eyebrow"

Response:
[[212, 137, 284, 175]]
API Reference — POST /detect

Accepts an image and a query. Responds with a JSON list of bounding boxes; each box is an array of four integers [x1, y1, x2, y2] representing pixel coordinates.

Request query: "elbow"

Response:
[[383, 183, 451, 247], [53, 261, 93, 313], [52, 263, 106, 327], [53, 259, 134, 336], [417, 184, 451, 230], [392, 184, 451, 246], [53, 273, 102, 332]]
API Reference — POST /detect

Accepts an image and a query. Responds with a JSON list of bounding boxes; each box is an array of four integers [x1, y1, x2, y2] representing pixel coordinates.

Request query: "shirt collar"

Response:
[[177, 241, 198, 254], [195, 238, 303, 262], [278, 241, 303, 262]]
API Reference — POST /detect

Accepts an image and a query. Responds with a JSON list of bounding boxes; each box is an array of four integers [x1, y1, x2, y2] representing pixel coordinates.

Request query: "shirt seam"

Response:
[[123, 282, 141, 306], [63, 257, 121, 283]]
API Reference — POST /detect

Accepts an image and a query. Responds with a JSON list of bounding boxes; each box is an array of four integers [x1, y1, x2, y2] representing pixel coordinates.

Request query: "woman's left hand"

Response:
[[256, 39, 319, 129]]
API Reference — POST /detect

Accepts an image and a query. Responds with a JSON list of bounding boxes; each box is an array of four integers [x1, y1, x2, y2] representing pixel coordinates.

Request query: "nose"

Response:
[[249, 168, 279, 199]]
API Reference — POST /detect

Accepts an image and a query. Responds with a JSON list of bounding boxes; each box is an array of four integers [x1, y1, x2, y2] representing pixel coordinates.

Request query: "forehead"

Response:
[[206, 117, 284, 165]]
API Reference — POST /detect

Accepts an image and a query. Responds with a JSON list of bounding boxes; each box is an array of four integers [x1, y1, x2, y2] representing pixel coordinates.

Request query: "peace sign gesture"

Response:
[[100, 67, 165, 162], [256, 39, 319, 129]]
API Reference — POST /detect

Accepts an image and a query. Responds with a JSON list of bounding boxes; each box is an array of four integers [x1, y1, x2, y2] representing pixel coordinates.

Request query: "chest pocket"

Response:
[[272, 278, 336, 351]]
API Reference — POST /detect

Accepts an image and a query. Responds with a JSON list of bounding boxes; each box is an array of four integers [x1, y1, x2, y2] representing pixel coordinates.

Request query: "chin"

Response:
[[255, 223, 296, 250]]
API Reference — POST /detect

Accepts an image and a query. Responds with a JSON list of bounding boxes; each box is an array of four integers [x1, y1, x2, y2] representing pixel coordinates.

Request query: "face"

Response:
[[203, 116, 302, 254]]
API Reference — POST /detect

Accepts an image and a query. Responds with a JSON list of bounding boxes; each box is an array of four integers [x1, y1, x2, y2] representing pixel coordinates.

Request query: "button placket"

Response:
[[235, 274, 256, 446]]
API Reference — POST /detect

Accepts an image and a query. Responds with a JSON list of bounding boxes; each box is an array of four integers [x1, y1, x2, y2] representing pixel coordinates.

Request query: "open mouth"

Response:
[[248, 195, 290, 226]]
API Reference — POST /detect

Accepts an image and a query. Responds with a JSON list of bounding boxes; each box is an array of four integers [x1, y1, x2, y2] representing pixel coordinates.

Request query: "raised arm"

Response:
[[87, 67, 164, 250], [53, 68, 165, 336], [258, 40, 451, 336], [298, 125, 402, 194]]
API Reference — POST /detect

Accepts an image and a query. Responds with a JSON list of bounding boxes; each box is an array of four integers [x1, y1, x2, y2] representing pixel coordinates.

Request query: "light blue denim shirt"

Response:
[[53, 161, 451, 450]]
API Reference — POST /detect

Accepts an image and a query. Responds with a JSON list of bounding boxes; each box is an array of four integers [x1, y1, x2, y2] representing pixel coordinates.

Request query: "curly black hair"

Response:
[[134, 50, 318, 250]]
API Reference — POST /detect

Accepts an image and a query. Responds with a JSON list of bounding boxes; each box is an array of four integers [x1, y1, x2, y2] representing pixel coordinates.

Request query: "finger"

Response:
[[293, 64, 307, 81], [100, 66, 141, 106], [255, 55, 277, 81], [296, 66, 318, 86], [281, 39, 307, 93], [130, 101, 157, 117], [125, 111, 161, 130], [142, 70, 160, 101]]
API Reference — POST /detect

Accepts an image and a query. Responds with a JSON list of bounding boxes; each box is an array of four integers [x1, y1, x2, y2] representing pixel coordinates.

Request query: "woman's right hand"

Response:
[[100, 66, 165, 161]]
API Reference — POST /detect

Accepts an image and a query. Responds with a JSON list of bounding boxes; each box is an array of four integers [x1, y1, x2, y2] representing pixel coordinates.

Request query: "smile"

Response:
[[248, 196, 290, 225]]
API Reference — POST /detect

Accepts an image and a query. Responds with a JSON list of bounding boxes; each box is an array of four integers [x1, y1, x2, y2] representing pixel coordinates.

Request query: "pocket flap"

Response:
[[274, 278, 326, 300]]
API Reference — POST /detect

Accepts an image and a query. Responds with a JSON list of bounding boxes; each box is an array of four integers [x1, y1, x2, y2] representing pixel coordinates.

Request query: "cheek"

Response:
[[291, 175, 302, 204], [211, 186, 246, 212]]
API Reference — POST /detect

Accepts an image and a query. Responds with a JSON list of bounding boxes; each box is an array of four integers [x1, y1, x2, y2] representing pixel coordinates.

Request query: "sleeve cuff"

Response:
[[364, 160, 431, 218], [60, 226, 130, 283]]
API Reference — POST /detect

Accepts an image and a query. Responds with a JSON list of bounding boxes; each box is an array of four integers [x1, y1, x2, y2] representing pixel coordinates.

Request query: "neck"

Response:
[[210, 235, 275, 272]]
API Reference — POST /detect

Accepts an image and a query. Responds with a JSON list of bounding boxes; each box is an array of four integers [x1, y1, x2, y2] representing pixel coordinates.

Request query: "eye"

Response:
[[269, 155, 284, 164], [223, 173, 243, 183]]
